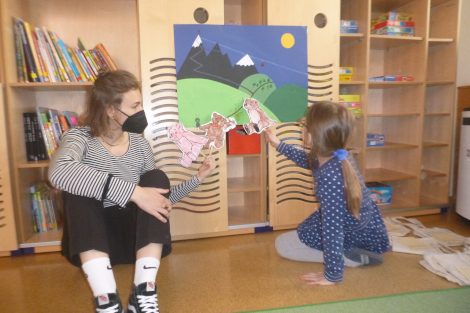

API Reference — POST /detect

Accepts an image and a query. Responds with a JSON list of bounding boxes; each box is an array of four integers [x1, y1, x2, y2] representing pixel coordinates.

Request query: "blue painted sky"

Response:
[[174, 24, 308, 88]]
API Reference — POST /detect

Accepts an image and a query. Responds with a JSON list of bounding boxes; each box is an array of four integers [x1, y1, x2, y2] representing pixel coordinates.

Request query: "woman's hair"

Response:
[[305, 101, 362, 219], [80, 69, 141, 137]]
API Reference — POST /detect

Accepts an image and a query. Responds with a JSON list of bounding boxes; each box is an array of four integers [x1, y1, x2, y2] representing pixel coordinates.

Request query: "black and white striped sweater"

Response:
[[48, 126, 200, 208]]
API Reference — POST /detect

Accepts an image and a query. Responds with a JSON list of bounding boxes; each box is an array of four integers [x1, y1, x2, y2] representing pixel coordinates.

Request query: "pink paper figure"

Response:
[[242, 98, 276, 135], [198, 112, 236, 149], [168, 123, 209, 168]]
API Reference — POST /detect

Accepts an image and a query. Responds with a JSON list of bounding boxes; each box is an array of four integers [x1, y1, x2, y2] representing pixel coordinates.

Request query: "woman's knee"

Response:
[[139, 169, 171, 190]]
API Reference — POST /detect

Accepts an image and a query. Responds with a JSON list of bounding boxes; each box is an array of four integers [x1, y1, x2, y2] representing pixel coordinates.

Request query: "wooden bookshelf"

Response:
[[0, 0, 461, 252], [341, 0, 459, 216], [0, 0, 141, 250]]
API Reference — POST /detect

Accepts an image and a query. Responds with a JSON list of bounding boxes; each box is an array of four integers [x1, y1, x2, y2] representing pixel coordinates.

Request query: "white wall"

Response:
[[457, 0, 470, 87]]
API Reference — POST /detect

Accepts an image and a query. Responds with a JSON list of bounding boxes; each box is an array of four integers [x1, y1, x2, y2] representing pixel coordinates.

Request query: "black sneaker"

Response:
[[128, 282, 159, 313], [344, 248, 384, 266], [94, 293, 125, 313]]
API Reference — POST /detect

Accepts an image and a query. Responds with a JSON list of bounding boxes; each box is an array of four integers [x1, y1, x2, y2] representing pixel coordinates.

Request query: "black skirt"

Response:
[[61, 169, 172, 267]]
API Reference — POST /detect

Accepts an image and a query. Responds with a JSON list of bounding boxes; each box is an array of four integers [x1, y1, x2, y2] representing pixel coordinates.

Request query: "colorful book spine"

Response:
[[43, 27, 69, 82], [36, 28, 58, 82], [89, 49, 103, 69], [59, 115, 70, 132], [31, 31, 50, 82], [31, 114, 47, 160], [48, 31, 75, 82], [48, 109, 62, 143], [78, 37, 99, 75], [47, 121, 59, 151], [36, 108, 52, 158], [35, 188, 47, 232], [14, 21, 26, 82], [24, 22, 44, 82], [95, 43, 118, 71], [94, 49, 110, 70], [17, 19, 39, 82], [76, 48, 96, 80], [23, 113, 35, 161], [69, 48, 88, 82], [57, 36, 83, 82], [30, 186, 41, 232]]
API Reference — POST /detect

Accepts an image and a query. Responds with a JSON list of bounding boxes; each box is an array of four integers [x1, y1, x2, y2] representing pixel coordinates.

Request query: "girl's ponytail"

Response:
[[341, 158, 362, 219]]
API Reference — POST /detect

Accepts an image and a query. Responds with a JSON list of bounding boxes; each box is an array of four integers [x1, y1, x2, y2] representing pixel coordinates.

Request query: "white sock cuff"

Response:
[[82, 257, 111, 269], [82, 257, 116, 297], [134, 257, 160, 286]]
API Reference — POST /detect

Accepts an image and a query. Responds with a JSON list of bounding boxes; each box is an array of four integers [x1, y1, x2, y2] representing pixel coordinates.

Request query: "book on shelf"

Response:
[[43, 27, 69, 82], [15, 18, 39, 82], [23, 108, 77, 161], [14, 21, 28, 83], [63, 110, 79, 127], [24, 21, 45, 82], [13, 17, 120, 83], [30, 181, 61, 233], [95, 43, 118, 71]]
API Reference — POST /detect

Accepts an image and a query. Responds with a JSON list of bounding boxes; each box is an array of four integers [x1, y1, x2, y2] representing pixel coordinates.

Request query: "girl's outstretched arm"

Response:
[[265, 128, 310, 170]]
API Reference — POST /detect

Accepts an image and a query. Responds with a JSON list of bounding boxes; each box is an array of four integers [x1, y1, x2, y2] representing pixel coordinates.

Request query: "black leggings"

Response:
[[61, 169, 172, 267]]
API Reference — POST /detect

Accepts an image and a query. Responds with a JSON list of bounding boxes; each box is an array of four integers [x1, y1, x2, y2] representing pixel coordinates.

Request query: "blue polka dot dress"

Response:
[[277, 142, 390, 282]]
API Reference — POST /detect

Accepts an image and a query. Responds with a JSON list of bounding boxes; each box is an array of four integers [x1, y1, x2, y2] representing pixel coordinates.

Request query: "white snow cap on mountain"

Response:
[[192, 35, 202, 48], [236, 54, 254, 66]]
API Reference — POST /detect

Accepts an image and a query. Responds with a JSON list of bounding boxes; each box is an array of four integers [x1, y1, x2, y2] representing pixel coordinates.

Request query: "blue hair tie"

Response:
[[333, 149, 348, 161]]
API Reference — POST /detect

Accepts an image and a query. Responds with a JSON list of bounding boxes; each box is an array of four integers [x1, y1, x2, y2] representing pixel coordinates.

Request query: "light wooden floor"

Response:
[[1, 210, 470, 313]]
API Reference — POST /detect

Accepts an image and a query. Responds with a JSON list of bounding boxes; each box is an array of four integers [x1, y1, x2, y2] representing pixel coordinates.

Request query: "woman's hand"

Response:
[[299, 272, 336, 286], [130, 186, 172, 223], [196, 155, 216, 182], [264, 128, 281, 148]]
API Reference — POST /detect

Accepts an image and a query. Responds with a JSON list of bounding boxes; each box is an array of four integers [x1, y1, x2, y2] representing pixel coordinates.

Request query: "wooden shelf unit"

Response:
[[0, 0, 460, 252], [0, 0, 141, 250], [340, 0, 459, 215]]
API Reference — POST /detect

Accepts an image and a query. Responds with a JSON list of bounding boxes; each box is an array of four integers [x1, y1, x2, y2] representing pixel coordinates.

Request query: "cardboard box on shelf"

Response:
[[340, 67, 353, 75], [375, 12, 413, 23], [369, 76, 413, 82], [341, 26, 359, 33], [339, 95, 360, 102], [366, 182, 392, 205], [341, 20, 358, 27], [371, 26, 415, 36], [227, 126, 261, 155], [366, 133, 385, 146], [371, 20, 415, 31], [340, 75, 352, 81], [339, 102, 361, 109]]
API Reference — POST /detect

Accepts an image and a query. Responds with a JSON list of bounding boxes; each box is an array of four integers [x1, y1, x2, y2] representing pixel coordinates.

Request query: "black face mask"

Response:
[[117, 109, 148, 134]]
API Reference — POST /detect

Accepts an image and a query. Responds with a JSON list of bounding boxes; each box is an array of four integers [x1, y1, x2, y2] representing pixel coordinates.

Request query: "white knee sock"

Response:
[[134, 257, 160, 286], [82, 257, 117, 297]]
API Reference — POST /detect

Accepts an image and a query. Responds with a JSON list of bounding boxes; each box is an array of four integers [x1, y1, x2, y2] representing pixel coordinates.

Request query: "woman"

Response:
[[49, 70, 215, 313]]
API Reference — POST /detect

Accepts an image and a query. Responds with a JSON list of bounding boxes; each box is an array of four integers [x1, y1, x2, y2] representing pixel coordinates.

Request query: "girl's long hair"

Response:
[[306, 101, 362, 219], [80, 69, 141, 137]]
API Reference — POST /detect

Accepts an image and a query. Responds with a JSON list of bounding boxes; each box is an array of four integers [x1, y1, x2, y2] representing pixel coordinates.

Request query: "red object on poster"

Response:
[[227, 126, 261, 155]]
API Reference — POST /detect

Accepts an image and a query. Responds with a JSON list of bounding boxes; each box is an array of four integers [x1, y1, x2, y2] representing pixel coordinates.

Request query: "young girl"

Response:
[[265, 101, 389, 286], [49, 70, 216, 312]]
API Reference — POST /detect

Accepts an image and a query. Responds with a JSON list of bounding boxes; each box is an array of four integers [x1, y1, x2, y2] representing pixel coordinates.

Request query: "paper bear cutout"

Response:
[[198, 112, 236, 149], [242, 98, 276, 134], [168, 123, 209, 168]]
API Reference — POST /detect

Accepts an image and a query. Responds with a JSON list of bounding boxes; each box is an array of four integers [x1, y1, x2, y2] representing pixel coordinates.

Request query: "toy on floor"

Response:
[[168, 122, 208, 167], [199, 112, 236, 149], [242, 98, 276, 135]]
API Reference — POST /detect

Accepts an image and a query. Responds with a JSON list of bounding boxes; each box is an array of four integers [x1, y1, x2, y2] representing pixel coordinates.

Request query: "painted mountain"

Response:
[[177, 37, 258, 88], [174, 25, 308, 128]]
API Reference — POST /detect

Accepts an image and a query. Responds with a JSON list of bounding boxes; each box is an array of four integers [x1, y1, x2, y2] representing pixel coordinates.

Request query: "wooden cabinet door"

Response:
[[268, 123, 319, 228], [138, 0, 228, 237], [0, 84, 18, 252], [267, 0, 339, 228]]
